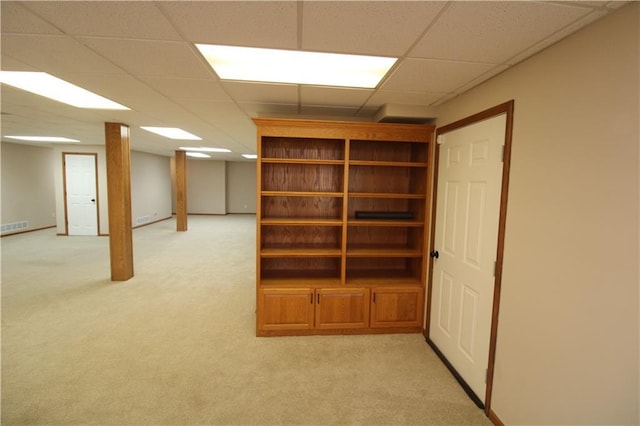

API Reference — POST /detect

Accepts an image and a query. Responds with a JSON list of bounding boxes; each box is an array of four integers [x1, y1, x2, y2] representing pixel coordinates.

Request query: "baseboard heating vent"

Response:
[[1, 221, 29, 234], [135, 216, 151, 226]]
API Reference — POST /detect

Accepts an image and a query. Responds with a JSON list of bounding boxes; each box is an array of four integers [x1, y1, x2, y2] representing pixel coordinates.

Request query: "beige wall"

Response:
[[1, 142, 56, 234], [435, 4, 639, 424], [186, 159, 226, 214], [131, 151, 172, 226], [226, 161, 257, 214]]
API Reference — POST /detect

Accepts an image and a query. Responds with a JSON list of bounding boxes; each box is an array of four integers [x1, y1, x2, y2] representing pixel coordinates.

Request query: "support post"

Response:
[[105, 122, 134, 281], [175, 150, 188, 232]]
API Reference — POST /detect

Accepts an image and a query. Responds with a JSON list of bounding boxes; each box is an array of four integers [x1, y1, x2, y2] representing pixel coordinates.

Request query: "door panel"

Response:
[[65, 154, 98, 236], [429, 114, 506, 403]]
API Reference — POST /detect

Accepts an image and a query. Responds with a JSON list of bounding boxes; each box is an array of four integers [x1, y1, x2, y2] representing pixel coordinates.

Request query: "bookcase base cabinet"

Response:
[[257, 287, 423, 336]]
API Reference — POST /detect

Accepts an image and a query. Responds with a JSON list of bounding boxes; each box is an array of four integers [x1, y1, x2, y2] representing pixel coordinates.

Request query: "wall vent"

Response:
[[135, 216, 151, 226], [1, 221, 29, 234]]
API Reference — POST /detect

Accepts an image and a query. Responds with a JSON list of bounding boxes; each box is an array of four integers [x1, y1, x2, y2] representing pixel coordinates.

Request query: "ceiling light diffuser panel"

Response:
[[179, 146, 230, 152], [196, 44, 397, 88], [141, 127, 202, 140], [0, 71, 129, 110], [185, 152, 210, 158], [5, 136, 80, 143]]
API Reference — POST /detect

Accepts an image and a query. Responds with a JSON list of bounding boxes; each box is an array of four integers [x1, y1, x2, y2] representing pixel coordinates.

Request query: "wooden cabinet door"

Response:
[[370, 287, 423, 328], [258, 288, 315, 331], [316, 288, 370, 329]]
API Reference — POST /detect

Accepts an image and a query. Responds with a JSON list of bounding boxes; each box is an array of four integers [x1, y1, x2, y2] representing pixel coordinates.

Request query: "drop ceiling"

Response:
[[0, 1, 628, 160]]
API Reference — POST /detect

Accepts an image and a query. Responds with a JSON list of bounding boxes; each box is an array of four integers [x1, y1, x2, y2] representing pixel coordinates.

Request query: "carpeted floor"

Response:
[[1, 215, 491, 425]]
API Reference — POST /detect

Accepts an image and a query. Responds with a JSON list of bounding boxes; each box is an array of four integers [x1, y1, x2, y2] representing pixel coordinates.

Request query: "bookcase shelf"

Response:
[[255, 118, 434, 336]]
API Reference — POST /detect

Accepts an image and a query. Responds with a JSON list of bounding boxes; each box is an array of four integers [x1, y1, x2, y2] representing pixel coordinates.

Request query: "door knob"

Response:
[[91, 199, 96, 202], [430, 250, 439, 259]]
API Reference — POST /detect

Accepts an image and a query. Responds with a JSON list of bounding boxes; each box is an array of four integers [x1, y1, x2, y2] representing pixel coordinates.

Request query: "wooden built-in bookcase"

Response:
[[255, 118, 434, 336]]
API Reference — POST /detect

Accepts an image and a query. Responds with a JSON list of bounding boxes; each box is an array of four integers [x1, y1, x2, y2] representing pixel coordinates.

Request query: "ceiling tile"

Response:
[[507, 9, 609, 65], [176, 99, 257, 149], [301, 1, 446, 56], [1, 34, 125, 74], [365, 91, 445, 109], [141, 77, 230, 102], [60, 72, 180, 115], [1, 2, 62, 35], [23, 1, 181, 40], [299, 105, 359, 118], [382, 59, 496, 93], [222, 82, 299, 104], [158, 1, 298, 48], [300, 86, 372, 108], [77, 38, 212, 79], [410, 1, 594, 64], [238, 102, 300, 117], [0, 55, 37, 71]]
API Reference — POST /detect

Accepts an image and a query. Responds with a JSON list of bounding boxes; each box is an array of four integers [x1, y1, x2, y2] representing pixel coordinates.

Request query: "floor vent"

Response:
[[1, 221, 29, 234], [135, 216, 151, 226]]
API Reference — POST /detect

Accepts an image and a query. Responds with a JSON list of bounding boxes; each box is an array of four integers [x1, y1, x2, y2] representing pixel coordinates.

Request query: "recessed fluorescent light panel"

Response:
[[5, 135, 80, 143], [242, 154, 257, 159], [179, 146, 231, 153], [141, 127, 202, 140], [0, 71, 129, 110], [186, 152, 210, 158], [196, 44, 397, 89]]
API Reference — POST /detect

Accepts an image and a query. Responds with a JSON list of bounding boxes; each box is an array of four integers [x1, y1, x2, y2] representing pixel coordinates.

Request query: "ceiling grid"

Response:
[[0, 0, 628, 158]]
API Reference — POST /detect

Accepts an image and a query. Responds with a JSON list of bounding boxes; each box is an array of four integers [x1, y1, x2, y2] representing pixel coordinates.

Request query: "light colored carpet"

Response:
[[1, 215, 491, 425]]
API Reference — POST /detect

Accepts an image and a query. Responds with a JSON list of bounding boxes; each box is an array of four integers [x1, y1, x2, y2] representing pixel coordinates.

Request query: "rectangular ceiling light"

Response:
[[196, 44, 397, 88], [186, 152, 210, 158], [0, 71, 129, 110], [5, 135, 80, 143], [242, 154, 257, 159], [141, 127, 202, 140], [179, 146, 230, 153]]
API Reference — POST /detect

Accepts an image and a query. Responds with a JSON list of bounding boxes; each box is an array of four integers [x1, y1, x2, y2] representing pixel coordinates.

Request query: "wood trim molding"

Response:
[[1, 225, 56, 237], [426, 337, 484, 409], [132, 216, 172, 229], [427, 100, 515, 419], [488, 409, 506, 426]]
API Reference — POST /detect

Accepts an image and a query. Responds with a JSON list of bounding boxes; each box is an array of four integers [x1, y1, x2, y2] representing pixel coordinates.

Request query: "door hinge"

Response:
[[437, 135, 445, 144], [485, 369, 489, 384]]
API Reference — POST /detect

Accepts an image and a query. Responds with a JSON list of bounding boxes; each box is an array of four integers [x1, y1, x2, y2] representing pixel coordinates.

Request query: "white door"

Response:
[[65, 154, 98, 236], [429, 114, 506, 403]]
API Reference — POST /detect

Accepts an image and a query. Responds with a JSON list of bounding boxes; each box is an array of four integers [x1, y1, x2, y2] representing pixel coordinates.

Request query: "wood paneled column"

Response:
[[175, 150, 188, 232], [105, 122, 134, 281]]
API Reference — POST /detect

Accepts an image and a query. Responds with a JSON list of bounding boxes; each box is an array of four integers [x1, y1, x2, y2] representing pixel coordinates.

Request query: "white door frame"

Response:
[[426, 100, 514, 418], [63, 152, 100, 236]]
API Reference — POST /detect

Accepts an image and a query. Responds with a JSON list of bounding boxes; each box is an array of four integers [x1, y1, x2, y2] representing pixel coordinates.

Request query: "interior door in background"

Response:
[[429, 114, 506, 404], [64, 153, 98, 236]]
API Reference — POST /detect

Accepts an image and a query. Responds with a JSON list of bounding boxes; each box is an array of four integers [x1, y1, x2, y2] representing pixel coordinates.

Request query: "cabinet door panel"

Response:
[[258, 288, 314, 330], [316, 288, 370, 329], [371, 287, 423, 328]]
